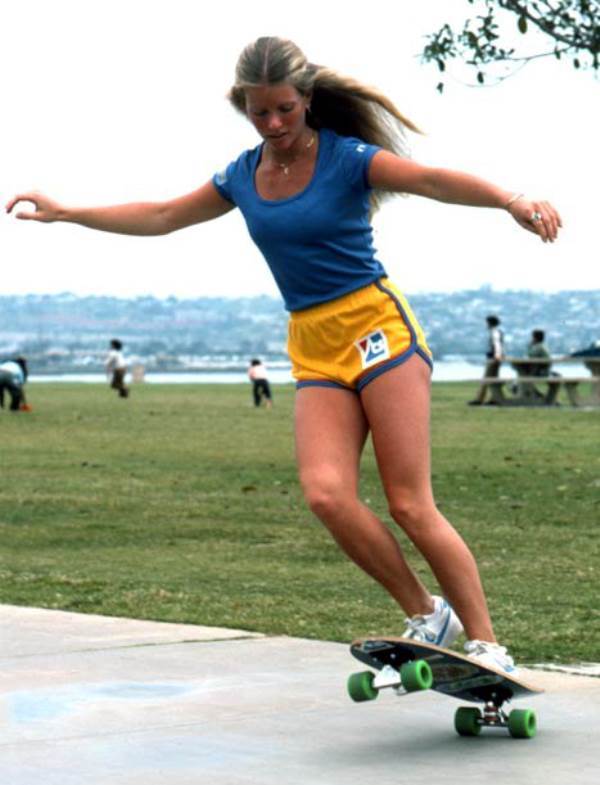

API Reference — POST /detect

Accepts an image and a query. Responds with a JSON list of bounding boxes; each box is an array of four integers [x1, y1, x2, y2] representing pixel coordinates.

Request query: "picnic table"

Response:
[[475, 356, 600, 407]]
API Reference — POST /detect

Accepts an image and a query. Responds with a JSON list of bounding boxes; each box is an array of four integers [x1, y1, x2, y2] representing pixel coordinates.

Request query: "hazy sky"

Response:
[[2, 0, 598, 299]]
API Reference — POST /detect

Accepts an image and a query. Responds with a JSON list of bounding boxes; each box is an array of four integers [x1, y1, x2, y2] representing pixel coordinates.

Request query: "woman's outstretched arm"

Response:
[[5, 181, 234, 236], [369, 150, 562, 243]]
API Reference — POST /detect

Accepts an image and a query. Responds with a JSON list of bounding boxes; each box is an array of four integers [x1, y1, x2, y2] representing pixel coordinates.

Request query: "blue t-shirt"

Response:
[[212, 128, 387, 311]]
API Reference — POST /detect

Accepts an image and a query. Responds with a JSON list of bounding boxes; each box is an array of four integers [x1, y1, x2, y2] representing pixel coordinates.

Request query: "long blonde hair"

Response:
[[228, 36, 421, 213]]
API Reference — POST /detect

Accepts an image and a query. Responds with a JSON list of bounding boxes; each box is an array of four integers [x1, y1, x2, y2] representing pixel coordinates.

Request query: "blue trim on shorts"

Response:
[[357, 345, 434, 392], [416, 346, 434, 370], [356, 346, 416, 391], [354, 279, 433, 392], [296, 379, 357, 393], [375, 278, 417, 344]]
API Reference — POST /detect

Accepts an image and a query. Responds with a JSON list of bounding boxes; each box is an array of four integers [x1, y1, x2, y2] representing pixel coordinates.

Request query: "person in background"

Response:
[[526, 328, 560, 403], [527, 329, 552, 376], [571, 340, 600, 359], [0, 357, 30, 411], [105, 339, 129, 398], [469, 315, 505, 405], [248, 358, 273, 408]]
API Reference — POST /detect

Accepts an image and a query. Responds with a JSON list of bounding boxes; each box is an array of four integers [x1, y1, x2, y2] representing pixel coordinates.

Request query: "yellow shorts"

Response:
[[288, 278, 432, 392]]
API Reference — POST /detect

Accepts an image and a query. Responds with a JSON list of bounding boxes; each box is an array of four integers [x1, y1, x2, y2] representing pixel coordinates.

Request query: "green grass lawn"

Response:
[[1, 381, 598, 664]]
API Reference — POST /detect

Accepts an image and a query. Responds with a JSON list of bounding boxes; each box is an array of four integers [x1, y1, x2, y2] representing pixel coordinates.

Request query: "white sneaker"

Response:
[[464, 639, 518, 674], [402, 596, 464, 648]]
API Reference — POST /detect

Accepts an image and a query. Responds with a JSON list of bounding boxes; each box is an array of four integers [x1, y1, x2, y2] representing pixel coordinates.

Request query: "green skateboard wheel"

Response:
[[508, 708, 537, 738], [400, 659, 433, 692], [454, 706, 483, 736], [347, 670, 378, 702]]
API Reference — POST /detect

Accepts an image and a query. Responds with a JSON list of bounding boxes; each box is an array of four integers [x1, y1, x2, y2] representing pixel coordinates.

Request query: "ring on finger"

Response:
[[531, 211, 543, 223]]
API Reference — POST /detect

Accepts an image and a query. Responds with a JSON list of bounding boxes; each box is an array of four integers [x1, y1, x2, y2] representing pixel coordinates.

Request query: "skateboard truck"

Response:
[[484, 701, 508, 726], [370, 664, 421, 697], [454, 698, 537, 738], [348, 659, 433, 702], [372, 665, 404, 691]]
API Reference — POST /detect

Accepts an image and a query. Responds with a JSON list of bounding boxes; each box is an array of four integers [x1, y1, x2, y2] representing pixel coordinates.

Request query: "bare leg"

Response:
[[361, 355, 495, 642], [295, 386, 432, 617]]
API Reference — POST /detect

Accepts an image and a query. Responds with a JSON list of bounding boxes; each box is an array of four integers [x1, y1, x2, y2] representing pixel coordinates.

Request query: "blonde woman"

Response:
[[6, 37, 562, 671]]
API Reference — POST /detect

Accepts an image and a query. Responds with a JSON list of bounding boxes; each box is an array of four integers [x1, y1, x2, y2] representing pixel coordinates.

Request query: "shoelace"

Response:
[[466, 641, 515, 670], [404, 616, 436, 641], [467, 641, 508, 657]]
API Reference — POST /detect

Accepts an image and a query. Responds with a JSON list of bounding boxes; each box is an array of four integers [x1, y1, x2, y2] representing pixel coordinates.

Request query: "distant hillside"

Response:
[[1, 288, 598, 373]]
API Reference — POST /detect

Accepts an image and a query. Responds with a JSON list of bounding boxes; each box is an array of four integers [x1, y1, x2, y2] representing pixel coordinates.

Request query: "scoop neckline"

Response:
[[252, 130, 325, 206]]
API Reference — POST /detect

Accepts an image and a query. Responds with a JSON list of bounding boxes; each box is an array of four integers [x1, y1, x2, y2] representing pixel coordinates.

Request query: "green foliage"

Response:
[[423, 1, 600, 91], [1, 382, 598, 664]]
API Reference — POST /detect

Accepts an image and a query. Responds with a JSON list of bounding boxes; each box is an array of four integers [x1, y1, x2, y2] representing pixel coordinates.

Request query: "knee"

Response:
[[300, 472, 352, 522], [388, 494, 436, 541]]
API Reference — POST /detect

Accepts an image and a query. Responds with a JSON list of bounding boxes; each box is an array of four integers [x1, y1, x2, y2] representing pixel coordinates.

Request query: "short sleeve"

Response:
[[212, 160, 237, 204], [338, 136, 381, 191]]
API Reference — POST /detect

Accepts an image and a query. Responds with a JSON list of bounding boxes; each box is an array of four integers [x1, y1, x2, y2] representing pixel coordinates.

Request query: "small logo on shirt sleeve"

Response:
[[356, 143, 366, 153], [215, 169, 228, 186], [355, 329, 390, 368]]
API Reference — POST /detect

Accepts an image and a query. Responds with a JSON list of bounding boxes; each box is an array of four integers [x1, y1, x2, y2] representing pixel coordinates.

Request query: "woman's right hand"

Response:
[[6, 181, 235, 235], [5, 192, 64, 222]]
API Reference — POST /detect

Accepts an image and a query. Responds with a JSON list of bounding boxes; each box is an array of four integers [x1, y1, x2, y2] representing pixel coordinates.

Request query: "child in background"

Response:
[[105, 339, 129, 398], [0, 357, 30, 411], [248, 358, 273, 408]]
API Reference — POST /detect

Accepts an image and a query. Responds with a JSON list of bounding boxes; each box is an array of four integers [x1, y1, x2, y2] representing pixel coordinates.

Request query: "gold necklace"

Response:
[[273, 133, 315, 175]]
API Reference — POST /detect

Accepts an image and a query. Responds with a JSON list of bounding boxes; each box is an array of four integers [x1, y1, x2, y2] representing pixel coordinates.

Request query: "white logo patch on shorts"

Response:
[[355, 329, 390, 369]]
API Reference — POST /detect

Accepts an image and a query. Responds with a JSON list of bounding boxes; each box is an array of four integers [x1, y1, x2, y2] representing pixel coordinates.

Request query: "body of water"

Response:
[[29, 360, 591, 385]]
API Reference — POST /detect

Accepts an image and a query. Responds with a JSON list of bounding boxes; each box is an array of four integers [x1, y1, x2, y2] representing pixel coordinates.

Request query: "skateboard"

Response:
[[348, 637, 543, 738]]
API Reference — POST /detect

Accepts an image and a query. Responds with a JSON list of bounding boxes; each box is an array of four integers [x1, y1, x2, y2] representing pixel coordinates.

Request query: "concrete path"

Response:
[[1, 605, 598, 785]]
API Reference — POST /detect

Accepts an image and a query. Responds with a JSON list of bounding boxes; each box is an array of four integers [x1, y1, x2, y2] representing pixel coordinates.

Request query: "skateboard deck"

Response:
[[349, 637, 543, 738]]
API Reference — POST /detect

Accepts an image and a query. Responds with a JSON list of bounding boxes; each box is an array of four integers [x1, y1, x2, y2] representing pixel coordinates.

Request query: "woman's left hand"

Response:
[[508, 197, 562, 243]]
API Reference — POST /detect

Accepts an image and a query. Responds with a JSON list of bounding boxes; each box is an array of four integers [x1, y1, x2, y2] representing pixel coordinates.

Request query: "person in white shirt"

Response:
[[248, 358, 272, 408], [469, 315, 505, 406], [0, 357, 29, 411], [105, 339, 129, 398]]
